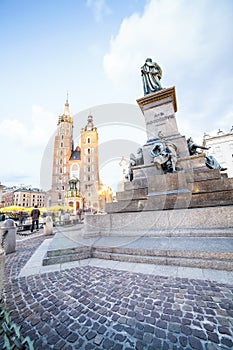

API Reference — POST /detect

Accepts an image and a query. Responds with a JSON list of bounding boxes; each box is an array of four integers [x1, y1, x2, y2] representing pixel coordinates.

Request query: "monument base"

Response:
[[82, 205, 233, 237]]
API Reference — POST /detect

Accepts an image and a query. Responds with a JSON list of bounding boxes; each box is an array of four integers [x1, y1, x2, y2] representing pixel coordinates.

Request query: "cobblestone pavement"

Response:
[[1, 233, 233, 349]]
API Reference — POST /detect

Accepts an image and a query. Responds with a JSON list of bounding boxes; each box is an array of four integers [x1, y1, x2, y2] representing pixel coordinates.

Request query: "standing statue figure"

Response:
[[187, 137, 227, 171], [141, 58, 163, 95], [150, 136, 178, 173]]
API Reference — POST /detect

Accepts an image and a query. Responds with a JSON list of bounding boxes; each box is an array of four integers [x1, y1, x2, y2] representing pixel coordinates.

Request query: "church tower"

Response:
[[80, 115, 100, 209], [50, 97, 73, 206]]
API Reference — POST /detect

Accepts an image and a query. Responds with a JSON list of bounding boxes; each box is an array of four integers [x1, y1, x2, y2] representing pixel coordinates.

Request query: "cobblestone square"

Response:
[[1, 234, 233, 349]]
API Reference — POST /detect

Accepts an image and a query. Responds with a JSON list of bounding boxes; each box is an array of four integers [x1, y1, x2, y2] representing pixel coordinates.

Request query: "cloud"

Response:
[[0, 106, 57, 187], [86, 0, 112, 22], [103, 0, 233, 138]]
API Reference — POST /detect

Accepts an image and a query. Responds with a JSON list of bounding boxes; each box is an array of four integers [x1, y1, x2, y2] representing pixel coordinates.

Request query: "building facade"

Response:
[[203, 127, 233, 178], [2, 186, 45, 208], [46, 98, 101, 210]]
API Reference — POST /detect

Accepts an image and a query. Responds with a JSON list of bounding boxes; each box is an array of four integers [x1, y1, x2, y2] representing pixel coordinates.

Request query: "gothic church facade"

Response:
[[46, 98, 100, 210]]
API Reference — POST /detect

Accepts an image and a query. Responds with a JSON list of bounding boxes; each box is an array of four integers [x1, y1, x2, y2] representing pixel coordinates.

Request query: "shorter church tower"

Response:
[[80, 115, 100, 209]]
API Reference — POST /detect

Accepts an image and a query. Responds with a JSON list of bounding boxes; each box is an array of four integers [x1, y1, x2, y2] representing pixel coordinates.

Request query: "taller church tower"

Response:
[[50, 97, 73, 206]]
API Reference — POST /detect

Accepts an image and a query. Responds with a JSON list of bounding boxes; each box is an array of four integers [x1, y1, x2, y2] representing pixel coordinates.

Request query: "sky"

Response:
[[0, 0, 233, 191]]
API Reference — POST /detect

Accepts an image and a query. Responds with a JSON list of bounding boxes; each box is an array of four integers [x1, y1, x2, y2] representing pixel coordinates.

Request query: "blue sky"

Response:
[[0, 0, 233, 191]]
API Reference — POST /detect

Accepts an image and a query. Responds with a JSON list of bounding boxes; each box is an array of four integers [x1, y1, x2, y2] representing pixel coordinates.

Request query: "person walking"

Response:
[[30, 205, 40, 233]]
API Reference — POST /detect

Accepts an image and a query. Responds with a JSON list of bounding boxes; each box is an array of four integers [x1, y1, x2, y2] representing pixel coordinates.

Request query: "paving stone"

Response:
[[167, 332, 178, 344], [143, 332, 153, 343], [156, 319, 167, 329], [207, 331, 219, 344], [103, 338, 115, 349], [66, 332, 79, 343], [188, 336, 203, 350], [86, 330, 96, 340], [218, 326, 232, 336], [114, 333, 126, 342], [221, 337, 233, 348]]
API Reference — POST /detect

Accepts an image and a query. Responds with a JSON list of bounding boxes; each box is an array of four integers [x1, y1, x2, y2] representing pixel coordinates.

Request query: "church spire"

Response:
[[57, 92, 73, 125], [64, 91, 70, 116]]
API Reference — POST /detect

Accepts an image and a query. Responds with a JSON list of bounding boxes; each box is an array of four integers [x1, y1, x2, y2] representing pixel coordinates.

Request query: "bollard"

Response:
[[0, 219, 16, 254], [0, 247, 5, 300], [44, 216, 53, 236]]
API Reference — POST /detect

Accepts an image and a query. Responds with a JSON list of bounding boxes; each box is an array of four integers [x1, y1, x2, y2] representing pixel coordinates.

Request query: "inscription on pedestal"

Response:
[[144, 104, 179, 141]]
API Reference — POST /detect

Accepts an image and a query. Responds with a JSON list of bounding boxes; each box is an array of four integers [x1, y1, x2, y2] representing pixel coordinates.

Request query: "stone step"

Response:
[[42, 239, 233, 271], [92, 251, 233, 271], [43, 250, 91, 266]]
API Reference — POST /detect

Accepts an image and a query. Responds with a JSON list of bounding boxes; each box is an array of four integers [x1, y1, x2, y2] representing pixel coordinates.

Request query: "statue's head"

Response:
[[146, 58, 152, 63]]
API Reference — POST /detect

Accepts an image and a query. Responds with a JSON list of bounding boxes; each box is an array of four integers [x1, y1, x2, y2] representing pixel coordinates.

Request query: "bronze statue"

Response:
[[150, 137, 178, 173], [187, 137, 209, 155], [141, 58, 162, 95], [129, 147, 144, 166], [126, 148, 144, 182], [187, 137, 227, 171]]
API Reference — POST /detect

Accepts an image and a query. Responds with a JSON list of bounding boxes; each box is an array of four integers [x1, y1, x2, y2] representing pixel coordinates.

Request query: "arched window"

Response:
[[70, 163, 80, 179]]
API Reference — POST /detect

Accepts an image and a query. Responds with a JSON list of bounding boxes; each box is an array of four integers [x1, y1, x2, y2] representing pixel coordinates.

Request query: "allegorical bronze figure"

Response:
[[187, 137, 227, 171]]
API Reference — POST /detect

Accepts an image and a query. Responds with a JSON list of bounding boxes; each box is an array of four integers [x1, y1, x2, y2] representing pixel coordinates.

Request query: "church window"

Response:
[[60, 159, 62, 164], [61, 142, 63, 147], [61, 135, 64, 140], [58, 193, 62, 200], [87, 137, 91, 143], [88, 176, 90, 181], [88, 157, 91, 163], [88, 148, 91, 154], [60, 168, 62, 174], [60, 151, 63, 156], [88, 166, 90, 172]]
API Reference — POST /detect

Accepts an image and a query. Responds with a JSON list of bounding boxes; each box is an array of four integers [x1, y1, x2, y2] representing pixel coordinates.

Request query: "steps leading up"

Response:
[[42, 229, 233, 271]]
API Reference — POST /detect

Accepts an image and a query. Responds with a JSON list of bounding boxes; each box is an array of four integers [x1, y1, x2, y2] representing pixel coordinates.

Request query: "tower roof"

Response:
[[58, 94, 73, 125], [82, 114, 97, 132]]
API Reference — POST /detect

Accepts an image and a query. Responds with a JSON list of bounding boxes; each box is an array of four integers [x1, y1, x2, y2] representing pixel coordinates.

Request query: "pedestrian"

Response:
[[30, 205, 40, 233], [77, 208, 82, 222]]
